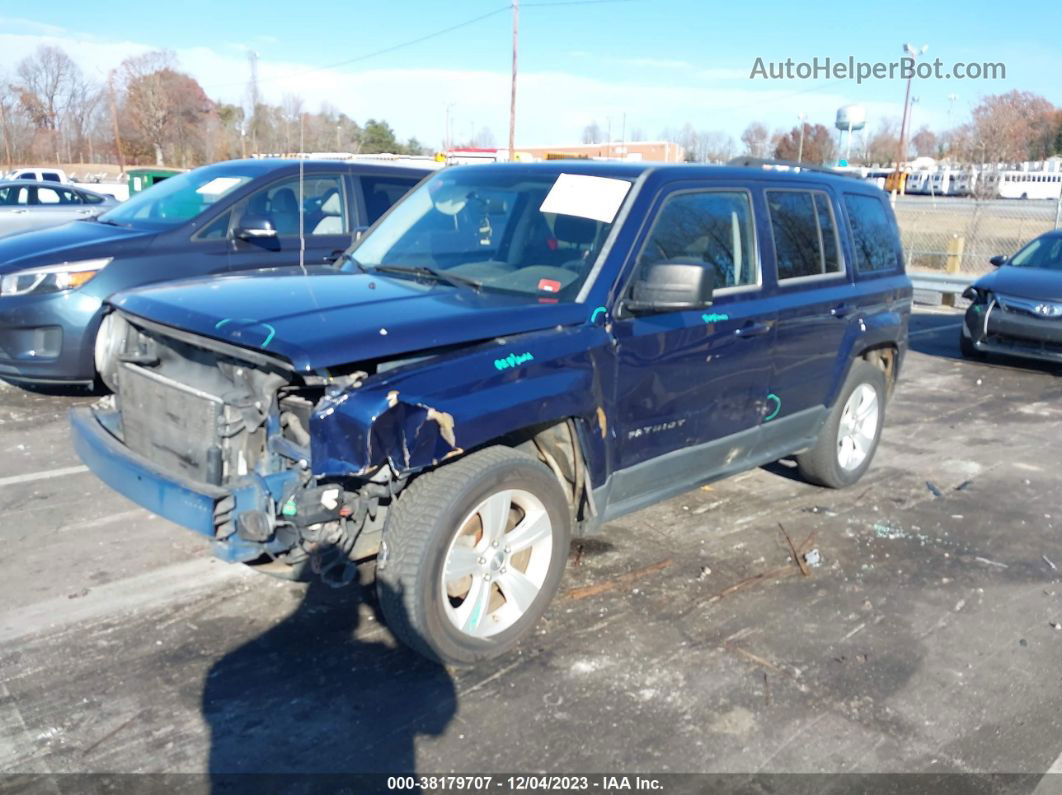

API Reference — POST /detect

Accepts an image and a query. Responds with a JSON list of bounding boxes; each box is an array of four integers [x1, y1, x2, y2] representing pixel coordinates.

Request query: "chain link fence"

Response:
[[895, 196, 1062, 275]]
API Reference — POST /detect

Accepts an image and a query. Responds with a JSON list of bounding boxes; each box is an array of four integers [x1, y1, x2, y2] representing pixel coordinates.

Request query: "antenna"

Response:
[[298, 113, 306, 276]]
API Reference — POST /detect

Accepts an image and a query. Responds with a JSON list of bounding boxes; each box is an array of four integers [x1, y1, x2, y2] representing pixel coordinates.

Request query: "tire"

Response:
[[376, 446, 571, 666], [796, 359, 887, 489]]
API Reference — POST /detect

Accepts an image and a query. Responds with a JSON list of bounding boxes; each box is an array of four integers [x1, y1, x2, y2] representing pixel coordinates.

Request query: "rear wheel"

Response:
[[797, 359, 886, 489], [376, 446, 571, 666]]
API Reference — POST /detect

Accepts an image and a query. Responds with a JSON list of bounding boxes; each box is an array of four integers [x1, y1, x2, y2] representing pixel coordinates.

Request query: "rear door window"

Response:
[[766, 189, 844, 281], [635, 189, 759, 290], [0, 186, 30, 205], [844, 193, 902, 273], [360, 176, 420, 225]]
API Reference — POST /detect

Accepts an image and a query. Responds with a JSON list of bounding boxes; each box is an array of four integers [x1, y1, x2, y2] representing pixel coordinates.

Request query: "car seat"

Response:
[[270, 188, 300, 236], [312, 189, 343, 234]]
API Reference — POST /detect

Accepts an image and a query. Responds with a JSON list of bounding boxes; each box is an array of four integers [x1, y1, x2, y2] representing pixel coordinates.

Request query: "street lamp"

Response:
[[796, 112, 807, 163], [898, 44, 927, 163], [892, 42, 928, 193]]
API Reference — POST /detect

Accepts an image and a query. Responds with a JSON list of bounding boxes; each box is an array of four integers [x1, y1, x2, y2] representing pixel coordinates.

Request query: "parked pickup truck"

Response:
[[72, 161, 911, 666]]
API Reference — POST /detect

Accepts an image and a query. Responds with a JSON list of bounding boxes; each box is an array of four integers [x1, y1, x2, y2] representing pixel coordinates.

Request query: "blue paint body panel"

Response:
[[73, 161, 912, 550], [70, 406, 226, 536]]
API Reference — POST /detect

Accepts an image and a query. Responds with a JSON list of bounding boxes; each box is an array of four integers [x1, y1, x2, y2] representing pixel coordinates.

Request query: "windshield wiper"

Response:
[[371, 264, 481, 292], [94, 218, 123, 227]]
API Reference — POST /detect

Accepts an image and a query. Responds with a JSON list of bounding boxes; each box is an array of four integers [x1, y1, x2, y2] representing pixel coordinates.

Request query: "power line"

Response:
[[200, 0, 638, 92], [201, 6, 510, 90]]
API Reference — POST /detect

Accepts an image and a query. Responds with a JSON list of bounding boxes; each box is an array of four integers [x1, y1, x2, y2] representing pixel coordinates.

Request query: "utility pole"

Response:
[[0, 99, 11, 168], [247, 50, 260, 156], [895, 43, 927, 192], [508, 0, 519, 161], [107, 71, 126, 172]]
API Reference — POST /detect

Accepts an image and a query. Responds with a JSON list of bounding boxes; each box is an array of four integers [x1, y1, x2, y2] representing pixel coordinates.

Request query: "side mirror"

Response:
[[625, 262, 715, 313], [989, 254, 1006, 268], [235, 215, 277, 240]]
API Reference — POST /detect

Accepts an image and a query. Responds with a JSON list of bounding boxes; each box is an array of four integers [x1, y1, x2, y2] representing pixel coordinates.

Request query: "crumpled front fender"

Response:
[[308, 326, 613, 482]]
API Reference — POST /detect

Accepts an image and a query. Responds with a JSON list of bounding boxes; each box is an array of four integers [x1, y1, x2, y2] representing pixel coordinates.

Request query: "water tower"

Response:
[[835, 104, 866, 163]]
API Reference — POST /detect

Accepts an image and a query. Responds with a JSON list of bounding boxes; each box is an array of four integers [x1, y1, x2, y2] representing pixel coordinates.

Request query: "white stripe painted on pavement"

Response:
[[0, 465, 89, 489], [908, 323, 963, 339], [0, 557, 256, 645]]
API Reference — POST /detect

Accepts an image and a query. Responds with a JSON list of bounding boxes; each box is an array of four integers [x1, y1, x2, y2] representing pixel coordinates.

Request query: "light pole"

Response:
[[507, 0, 519, 161], [896, 42, 927, 184], [796, 112, 807, 163]]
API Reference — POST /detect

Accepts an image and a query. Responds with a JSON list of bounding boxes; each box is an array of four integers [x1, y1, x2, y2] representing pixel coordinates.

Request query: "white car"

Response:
[[0, 180, 119, 239], [4, 167, 71, 184]]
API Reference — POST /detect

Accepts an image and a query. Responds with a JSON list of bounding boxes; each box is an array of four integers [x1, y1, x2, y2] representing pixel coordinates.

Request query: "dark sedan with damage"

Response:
[[961, 230, 1062, 364]]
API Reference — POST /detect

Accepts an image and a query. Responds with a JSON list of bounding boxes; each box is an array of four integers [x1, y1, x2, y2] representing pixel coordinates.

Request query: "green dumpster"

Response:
[[127, 167, 184, 195]]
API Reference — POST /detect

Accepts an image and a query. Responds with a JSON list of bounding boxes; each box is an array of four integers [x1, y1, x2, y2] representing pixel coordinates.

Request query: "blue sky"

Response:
[[3, 0, 1061, 150]]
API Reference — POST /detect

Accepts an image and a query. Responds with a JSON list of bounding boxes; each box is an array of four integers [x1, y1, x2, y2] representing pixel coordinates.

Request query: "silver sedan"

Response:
[[0, 180, 119, 239]]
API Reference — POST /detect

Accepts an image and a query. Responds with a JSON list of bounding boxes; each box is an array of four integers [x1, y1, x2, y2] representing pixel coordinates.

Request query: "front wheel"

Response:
[[797, 359, 887, 489], [376, 446, 571, 666]]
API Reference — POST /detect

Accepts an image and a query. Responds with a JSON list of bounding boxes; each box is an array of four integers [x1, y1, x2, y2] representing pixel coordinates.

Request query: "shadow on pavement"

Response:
[[202, 576, 456, 788]]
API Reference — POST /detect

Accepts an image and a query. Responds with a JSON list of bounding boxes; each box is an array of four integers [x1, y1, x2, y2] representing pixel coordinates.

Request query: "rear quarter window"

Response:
[[766, 189, 844, 282], [844, 193, 903, 274]]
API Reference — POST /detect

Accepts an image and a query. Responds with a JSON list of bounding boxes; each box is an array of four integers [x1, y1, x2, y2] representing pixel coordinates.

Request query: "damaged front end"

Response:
[[73, 311, 403, 586]]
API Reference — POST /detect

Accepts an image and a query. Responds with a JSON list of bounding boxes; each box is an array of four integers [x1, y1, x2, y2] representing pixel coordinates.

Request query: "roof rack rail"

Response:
[[727, 157, 860, 180]]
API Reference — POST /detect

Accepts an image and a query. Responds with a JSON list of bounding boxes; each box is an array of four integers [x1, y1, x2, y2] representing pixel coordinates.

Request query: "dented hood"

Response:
[[974, 265, 1062, 303], [111, 268, 590, 372]]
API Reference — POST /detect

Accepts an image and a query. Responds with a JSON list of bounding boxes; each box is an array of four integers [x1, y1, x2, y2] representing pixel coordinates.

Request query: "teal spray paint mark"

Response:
[[764, 393, 782, 422], [215, 317, 277, 349], [702, 312, 730, 323], [589, 306, 607, 325], [494, 352, 534, 371]]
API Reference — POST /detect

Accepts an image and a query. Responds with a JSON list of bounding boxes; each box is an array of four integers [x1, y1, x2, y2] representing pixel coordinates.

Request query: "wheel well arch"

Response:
[[857, 343, 899, 397]]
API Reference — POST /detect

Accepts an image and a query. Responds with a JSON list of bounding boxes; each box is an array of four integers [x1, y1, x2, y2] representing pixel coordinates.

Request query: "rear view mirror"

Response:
[[235, 215, 277, 240], [626, 262, 715, 313], [989, 255, 1006, 268]]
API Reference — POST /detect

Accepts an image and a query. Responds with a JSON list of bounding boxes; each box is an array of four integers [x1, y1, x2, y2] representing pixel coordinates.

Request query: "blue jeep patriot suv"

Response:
[[72, 160, 911, 665]]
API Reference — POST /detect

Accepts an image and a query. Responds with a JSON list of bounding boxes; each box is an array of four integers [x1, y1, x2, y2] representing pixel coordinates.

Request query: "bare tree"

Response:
[[910, 126, 937, 158], [15, 45, 78, 130], [281, 93, 304, 153], [697, 131, 735, 163], [581, 121, 603, 144], [64, 78, 102, 162], [740, 122, 769, 158], [14, 45, 82, 161], [865, 118, 901, 166]]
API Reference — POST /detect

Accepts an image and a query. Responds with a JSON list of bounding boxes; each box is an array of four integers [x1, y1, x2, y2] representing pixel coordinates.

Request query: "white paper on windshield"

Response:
[[196, 177, 244, 196], [539, 173, 631, 223]]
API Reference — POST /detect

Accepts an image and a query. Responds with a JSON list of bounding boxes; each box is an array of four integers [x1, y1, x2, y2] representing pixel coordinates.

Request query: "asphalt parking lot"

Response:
[[1, 307, 1061, 788]]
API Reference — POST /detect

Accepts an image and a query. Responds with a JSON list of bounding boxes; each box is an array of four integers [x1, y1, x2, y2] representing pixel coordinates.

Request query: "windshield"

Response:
[[347, 169, 633, 300], [98, 169, 253, 229], [1008, 235, 1062, 272]]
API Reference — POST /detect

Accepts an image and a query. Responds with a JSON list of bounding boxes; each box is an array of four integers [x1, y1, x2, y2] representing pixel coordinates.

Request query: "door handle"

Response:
[[830, 303, 850, 319], [734, 321, 772, 338]]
